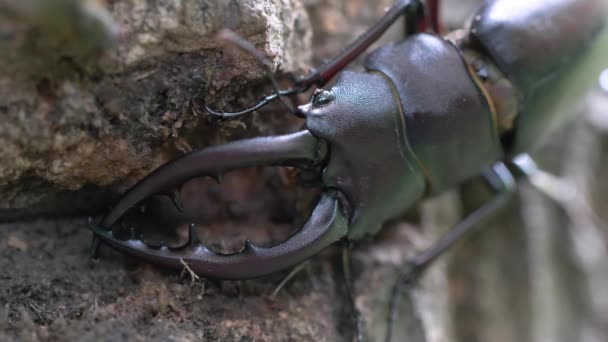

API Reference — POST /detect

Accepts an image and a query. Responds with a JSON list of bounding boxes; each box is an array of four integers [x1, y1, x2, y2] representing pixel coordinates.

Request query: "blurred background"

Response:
[[1, 0, 607, 341]]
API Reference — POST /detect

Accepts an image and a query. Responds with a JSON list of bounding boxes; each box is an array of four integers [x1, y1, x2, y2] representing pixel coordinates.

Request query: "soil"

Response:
[[0, 217, 353, 341]]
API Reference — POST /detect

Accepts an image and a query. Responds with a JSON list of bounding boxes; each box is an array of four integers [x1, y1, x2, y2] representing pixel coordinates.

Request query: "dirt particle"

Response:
[[6, 234, 28, 251]]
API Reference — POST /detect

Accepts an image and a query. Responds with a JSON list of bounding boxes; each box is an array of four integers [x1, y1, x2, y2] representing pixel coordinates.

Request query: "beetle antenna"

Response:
[[205, 29, 304, 121]]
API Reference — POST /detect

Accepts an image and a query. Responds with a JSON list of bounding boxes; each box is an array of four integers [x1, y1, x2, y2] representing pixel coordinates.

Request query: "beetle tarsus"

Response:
[[89, 233, 101, 260], [88, 218, 110, 259], [342, 244, 364, 342]]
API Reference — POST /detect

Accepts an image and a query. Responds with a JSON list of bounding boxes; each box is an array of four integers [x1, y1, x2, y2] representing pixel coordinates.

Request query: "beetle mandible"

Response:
[[89, 0, 608, 282]]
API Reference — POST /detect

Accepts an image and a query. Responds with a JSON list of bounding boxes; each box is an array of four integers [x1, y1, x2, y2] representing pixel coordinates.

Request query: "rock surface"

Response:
[[0, 0, 311, 218]]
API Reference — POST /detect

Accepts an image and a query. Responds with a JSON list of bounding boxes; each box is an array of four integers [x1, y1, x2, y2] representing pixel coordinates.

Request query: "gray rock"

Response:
[[0, 0, 311, 218]]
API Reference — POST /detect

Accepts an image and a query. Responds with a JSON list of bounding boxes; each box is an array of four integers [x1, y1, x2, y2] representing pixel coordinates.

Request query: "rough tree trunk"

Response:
[[444, 89, 608, 342], [1, 1, 607, 341]]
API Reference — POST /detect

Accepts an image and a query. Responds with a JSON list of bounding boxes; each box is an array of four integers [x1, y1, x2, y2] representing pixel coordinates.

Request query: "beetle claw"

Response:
[[89, 193, 348, 279], [98, 130, 327, 230], [89, 130, 350, 279]]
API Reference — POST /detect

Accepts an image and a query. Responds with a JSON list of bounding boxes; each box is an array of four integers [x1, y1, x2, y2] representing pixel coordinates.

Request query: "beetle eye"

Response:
[[312, 89, 335, 107]]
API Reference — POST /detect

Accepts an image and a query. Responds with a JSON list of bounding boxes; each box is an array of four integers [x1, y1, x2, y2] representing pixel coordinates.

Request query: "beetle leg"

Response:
[[342, 243, 364, 342], [89, 234, 101, 259], [405, 161, 516, 278], [386, 161, 516, 342], [511, 154, 608, 250], [206, 0, 426, 121], [270, 260, 311, 298], [424, 0, 442, 33], [296, 0, 424, 88]]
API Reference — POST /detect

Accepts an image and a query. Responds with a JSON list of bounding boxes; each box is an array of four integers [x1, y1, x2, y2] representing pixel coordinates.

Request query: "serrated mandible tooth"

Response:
[[169, 189, 185, 213], [188, 223, 200, 246]]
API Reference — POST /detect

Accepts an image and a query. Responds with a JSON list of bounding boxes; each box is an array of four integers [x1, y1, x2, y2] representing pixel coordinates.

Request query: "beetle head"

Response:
[[299, 71, 427, 239]]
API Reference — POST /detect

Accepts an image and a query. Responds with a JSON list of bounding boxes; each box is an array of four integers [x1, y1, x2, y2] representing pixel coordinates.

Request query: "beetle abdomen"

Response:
[[364, 33, 502, 193], [471, 0, 606, 94], [470, 0, 608, 154]]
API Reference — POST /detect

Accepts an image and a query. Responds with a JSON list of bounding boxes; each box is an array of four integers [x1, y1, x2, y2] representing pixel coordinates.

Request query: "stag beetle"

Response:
[[89, 0, 608, 282]]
